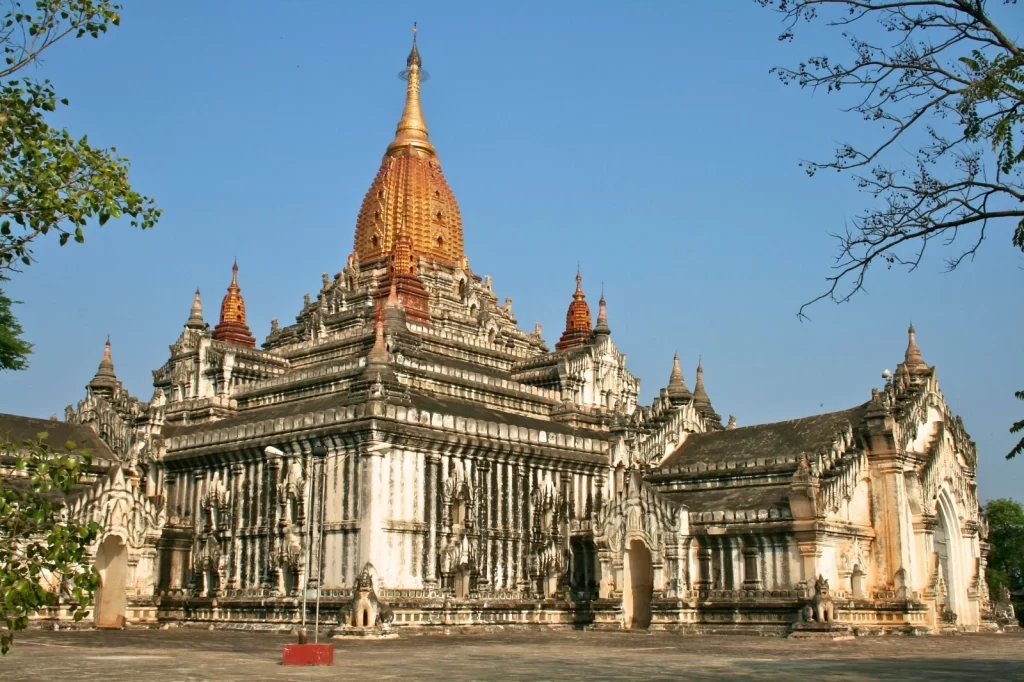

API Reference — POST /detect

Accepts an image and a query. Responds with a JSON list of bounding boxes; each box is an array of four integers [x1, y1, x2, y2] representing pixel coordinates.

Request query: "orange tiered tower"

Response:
[[213, 260, 256, 348], [353, 24, 464, 267], [555, 270, 593, 351]]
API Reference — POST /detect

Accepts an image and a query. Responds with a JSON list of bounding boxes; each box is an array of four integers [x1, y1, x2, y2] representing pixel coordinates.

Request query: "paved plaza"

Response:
[[3, 628, 1022, 681]]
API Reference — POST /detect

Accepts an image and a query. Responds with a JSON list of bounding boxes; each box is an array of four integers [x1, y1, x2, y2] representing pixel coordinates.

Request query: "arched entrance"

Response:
[[94, 534, 128, 629], [935, 491, 966, 625], [623, 539, 653, 630]]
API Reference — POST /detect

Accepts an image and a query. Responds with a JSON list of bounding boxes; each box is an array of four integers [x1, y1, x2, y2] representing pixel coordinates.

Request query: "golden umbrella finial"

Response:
[[389, 23, 433, 156]]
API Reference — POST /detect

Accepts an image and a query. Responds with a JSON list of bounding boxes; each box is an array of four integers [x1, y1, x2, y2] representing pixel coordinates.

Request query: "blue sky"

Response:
[[1, 1, 1021, 502]]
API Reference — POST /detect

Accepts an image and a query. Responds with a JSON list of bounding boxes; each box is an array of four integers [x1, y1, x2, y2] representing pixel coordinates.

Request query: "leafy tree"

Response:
[[757, 0, 1023, 459], [0, 432, 100, 654], [1, 0, 161, 275], [0, 0, 160, 653], [0, 282, 31, 371], [757, 0, 1022, 314], [983, 498, 1024, 621], [1010, 391, 1024, 459]]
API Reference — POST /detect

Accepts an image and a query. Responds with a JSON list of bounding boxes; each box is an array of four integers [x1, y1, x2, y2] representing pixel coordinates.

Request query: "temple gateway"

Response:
[[3, 33, 1001, 635]]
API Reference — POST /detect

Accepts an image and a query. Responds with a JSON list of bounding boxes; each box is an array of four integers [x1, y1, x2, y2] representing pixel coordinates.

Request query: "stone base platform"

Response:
[[331, 625, 399, 640], [788, 622, 855, 641]]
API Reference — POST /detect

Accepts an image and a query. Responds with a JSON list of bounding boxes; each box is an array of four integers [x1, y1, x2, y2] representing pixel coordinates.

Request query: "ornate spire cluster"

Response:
[[353, 26, 464, 267], [371, 140, 433, 325], [213, 260, 256, 348], [555, 270, 593, 351]]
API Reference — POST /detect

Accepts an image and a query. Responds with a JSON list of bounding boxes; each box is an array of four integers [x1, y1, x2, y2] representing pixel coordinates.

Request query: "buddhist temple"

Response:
[[1, 28, 1000, 636]]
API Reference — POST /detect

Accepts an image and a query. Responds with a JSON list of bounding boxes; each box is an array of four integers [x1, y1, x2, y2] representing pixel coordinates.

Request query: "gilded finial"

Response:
[[408, 22, 420, 67], [390, 24, 433, 156]]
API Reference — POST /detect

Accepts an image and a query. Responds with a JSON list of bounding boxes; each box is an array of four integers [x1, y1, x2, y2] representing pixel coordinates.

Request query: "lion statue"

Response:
[[800, 575, 836, 624]]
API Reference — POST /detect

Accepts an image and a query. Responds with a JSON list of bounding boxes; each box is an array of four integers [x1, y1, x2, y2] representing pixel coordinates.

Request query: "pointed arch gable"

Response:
[[69, 465, 165, 552]]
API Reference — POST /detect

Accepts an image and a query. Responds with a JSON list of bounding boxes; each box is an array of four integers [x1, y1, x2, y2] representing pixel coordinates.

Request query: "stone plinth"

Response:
[[330, 625, 398, 640], [788, 622, 854, 641]]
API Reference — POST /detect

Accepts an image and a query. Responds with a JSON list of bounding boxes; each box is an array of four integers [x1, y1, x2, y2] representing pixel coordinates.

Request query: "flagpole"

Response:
[[312, 443, 328, 643]]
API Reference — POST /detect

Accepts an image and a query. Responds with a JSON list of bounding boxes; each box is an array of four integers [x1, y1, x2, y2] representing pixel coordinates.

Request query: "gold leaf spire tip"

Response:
[[389, 23, 434, 156]]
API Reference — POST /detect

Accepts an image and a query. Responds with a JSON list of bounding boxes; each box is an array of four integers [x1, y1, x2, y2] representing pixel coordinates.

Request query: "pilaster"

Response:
[[424, 452, 440, 586], [229, 462, 245, 589], [357, 439, 391, 574]]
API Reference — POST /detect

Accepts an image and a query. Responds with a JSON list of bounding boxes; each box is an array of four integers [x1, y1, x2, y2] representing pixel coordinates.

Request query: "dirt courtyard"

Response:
[[3, 627, 1022, 681]]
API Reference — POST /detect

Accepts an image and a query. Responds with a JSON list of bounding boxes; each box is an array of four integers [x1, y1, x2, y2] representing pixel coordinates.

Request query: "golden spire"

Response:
[[353, 26, 463, 266], [555, 269, 593, 351], [904, 322, 928, 373], [387, 23, 435, 157], [213, 259, 256, 348]]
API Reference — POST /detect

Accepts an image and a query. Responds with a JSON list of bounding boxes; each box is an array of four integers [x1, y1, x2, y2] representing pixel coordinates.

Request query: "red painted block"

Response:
[[282, 643, 335, 666]]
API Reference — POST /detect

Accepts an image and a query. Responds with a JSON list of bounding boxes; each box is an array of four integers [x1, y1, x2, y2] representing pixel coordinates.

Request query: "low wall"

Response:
[[28, 593, 954, 636]]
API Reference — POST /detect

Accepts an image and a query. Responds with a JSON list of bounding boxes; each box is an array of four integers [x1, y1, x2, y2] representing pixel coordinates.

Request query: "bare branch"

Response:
[[757, 0, 1024, 315]]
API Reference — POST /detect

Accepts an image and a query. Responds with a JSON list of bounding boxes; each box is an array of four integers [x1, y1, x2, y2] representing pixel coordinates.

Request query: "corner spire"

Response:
[[185, 288, 205, 330], [555, 269, 593, 351], [691, 357, 723, 428], [692, 357, 710, 407], [594, 287, 611, 336], [367, 307, 390, 365], [87, 336, 118, 394], [213, 260, 256, 348], [666, 351, 691, 402], [388, 23, 434, 157], [904, 322, 928, 373]]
